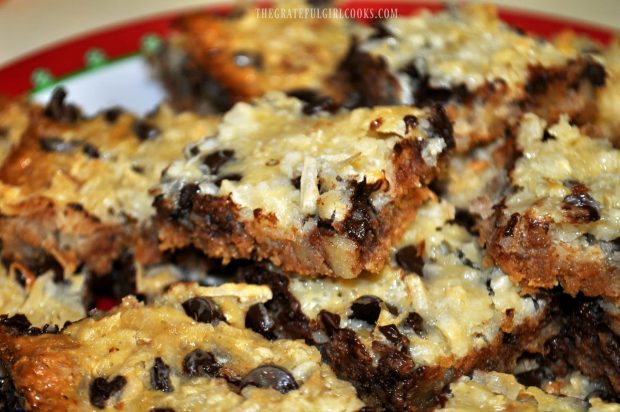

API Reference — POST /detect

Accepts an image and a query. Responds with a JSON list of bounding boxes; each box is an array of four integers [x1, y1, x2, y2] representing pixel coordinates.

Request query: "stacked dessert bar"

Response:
[[0, 2, 619, 411]]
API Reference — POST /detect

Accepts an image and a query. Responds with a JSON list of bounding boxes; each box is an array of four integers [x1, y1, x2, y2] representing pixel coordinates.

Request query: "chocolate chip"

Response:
[[343, 179, 383, 246], [150, 408, 175, 412], [286, 89, 339, 115], [131, 165, 144, 174], [182, 297, 226, 325], [102, 107, 123, 123], [245, 303, 275, 339], [286, 89, 320, 102], [291, 176, 301, 189], [151, 357, 173, 392], [516, 365, 554, 387], [562, 192, 601, 222], [403, 115, 418, 134], [214, 173, 242, 187], [67, 202, 84, 211], [428, 104, 455, 149], [82, 143, 100, 158], [86, 251, 136, 303], [376, 346, 418, 380], [302, 95, 338, 115], [503, 333, 518, 345], [240, 365, 299, 394], [238, 266, 314, 343], [503, 213, 520, 237], [318, 310, 341, 336], [525, 67, 551, 95], [40, 324, 59, 334], [581, 61, 606, 87], [379, 324, 409, 352], [183, 349, 221, 377], [177, 183, 200, 213], [133, 120, 160, 141], [39, 136, 80, 153], [541, 129, 556, 142], [43, 87, 82, 123], [368, 20, 395, 39], [0, 314, 31, 334], [485, 279, 495, 296], [14, 267, 27, 288], [586, 388, 618, 403], [0, 127, 8, 138], [401, 62, 471, 107], [583, 233, 596, 245], [233, 51, 263, 69], [394, 245, 424, 275], [189, 146, 200, 156], [456, 249, 476, 268], [403, 312, 426, 337], [0, 374, 24, 412], [89, 376, 127, 409], [321, 328, 375, 393], [350, 295, 382, 325], [452, 210, 478, 234], [204, 150, 235, 174]]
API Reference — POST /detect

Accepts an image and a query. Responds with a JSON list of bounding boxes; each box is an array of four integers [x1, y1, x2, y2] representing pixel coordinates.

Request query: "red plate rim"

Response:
[[0, 1, 615, 98]]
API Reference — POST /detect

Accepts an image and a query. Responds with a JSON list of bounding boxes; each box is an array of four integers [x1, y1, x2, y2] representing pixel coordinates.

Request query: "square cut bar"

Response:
[[482, 113, 620, 305], [338, 4, 606, 151], [0, 283, 365, 412], [154, 92, 453, 278], [0, 89, 220, 275], [149, 4, 359, 112], [236, 199, 549, 410]]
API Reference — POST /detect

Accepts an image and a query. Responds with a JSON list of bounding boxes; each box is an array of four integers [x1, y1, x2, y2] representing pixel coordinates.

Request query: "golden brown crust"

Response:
[[0, 331, 81, 411], [0, 196, 131, 274], [157, 187, 432, 278]]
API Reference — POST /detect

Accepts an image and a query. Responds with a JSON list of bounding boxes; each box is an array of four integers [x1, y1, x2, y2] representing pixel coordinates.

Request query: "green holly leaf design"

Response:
[[31, 68, 55, 91], [141, 33, 163, 55], [85, 48, 108, 68]]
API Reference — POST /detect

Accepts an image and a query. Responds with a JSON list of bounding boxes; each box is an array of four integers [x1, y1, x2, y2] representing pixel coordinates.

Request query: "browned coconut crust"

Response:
[[482, 208, 620, 305], [154, 129, 442, 279]]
